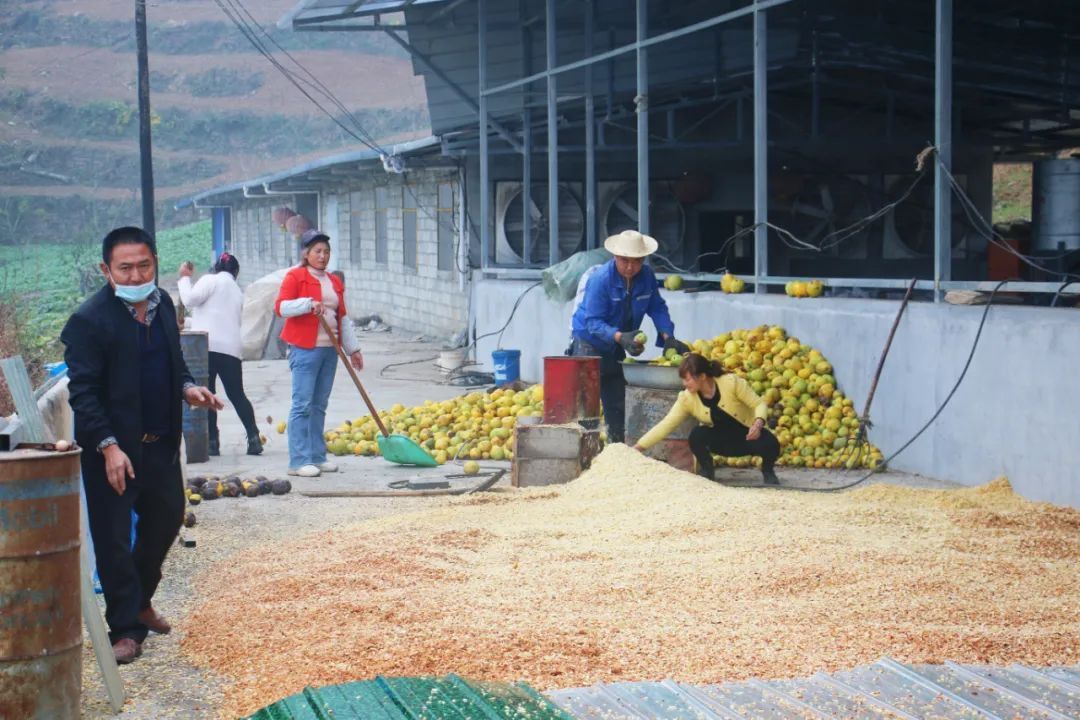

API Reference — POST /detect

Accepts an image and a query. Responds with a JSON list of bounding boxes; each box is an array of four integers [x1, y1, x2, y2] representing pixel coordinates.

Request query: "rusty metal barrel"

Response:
[[0, 447, 82, 719], [180, 330, 209, 463], [625, 386, 698, 471]]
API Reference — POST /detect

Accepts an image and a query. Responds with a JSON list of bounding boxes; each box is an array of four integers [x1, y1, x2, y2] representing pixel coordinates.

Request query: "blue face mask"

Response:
[[111, 277, 156, 303]]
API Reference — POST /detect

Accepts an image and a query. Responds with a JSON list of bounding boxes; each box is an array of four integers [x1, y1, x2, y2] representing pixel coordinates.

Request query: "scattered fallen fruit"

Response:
[[463, 460, 480, 476], [271, 479, 292, 495], [721, 272, 745, 294], [188, 493, 202, 506], [183, 511, 196, 528]]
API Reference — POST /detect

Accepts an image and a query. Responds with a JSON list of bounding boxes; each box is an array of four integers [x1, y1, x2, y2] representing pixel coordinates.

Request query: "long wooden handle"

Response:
[[318, 314, 390, 438]]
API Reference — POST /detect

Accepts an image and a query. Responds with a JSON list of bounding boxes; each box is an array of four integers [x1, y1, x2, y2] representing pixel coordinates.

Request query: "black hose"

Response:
[[776, 280, 1008, 493]]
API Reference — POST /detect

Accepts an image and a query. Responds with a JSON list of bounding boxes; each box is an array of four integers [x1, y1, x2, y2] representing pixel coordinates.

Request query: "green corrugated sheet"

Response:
[[244, 674, 575, 720]]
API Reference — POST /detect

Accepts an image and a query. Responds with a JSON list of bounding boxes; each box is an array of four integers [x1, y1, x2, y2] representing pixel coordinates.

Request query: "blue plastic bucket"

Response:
[[492, 349, 521, 385]]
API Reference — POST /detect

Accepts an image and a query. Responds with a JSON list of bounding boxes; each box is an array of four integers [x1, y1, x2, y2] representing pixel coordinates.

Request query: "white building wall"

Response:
[[226, 168, 468, 340]]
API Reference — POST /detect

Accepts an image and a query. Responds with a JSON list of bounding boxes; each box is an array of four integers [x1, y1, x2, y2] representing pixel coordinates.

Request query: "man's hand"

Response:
[[350, 351, 364, 371], [746, 418, 764, 441], [616, 332, 645, 357], [310, 300, 324, 316], [662, 335, 691, 355], [103, 445, 134, 495], [184, 386, 224, 410], [178, 261, 194, 278]]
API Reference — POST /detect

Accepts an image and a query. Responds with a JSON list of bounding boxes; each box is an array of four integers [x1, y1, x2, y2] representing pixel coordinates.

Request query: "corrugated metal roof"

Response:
[[279, 0, 450, 30], [245, 674, 575, 720], [243, 660, 1080, 718], [174, 135, 440, 209], [545, 658, 1080, 720]]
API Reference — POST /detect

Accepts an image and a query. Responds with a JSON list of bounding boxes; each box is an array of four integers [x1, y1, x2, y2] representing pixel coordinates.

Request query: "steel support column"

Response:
[[934, 0, 953, 302], [546, 0, 559, 266], [522, 14, 533, 265], [753, 1, 768, 292], [636, 0, 650, 235], [585, 0, 597, 250], [479, 0, 491, 267]]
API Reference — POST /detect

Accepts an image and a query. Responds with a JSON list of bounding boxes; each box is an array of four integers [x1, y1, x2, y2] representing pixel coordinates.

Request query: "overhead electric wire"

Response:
[[224, 0, 387, 152], [215, 0, 476, 276], [212, 0, 384, 153]]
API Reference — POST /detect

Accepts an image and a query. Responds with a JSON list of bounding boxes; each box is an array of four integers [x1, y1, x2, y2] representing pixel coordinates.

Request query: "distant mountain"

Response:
[[0, 0, 429, 241]]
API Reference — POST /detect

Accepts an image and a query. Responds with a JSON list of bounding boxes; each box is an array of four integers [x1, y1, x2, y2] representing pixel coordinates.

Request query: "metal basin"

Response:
[[621, 361, 683, 390]]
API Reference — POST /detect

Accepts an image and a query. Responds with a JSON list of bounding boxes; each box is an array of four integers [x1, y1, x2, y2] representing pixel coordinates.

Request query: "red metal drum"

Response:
[[542, 356, 601, 424]]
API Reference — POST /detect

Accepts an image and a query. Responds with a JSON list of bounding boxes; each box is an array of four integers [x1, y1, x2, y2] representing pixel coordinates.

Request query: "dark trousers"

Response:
[[83, 440, 184, 643], [571, 338, 627, 443], [689, 423, 781, 479], [207, 351, 258, 444]]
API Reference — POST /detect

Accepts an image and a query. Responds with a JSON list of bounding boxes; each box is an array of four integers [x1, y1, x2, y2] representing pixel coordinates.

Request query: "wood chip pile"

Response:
[[181, 445, 1080, 718]]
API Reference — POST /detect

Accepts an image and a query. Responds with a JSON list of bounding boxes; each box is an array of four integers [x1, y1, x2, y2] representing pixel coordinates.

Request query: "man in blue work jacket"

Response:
[[571, 230, 690, 443]]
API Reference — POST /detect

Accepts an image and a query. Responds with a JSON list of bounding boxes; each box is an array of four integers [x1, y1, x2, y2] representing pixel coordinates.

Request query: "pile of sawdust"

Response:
[[181, 444, 1080, 718]]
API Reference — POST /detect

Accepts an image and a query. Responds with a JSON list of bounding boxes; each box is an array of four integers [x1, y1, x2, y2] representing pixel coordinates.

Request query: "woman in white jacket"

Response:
[[178, 253, 262, 456]]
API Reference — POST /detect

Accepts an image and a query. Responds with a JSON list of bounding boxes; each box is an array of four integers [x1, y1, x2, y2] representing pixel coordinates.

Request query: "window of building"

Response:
[[375, 185, 395, 265], [403, 186, 417, 269], [349, 190, 364, 265], [437, 183, 455, 272]]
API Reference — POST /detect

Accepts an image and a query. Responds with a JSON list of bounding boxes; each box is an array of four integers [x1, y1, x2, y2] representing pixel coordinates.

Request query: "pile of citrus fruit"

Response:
[[323, 385, 545, 465], [646, 324, 882, 469]]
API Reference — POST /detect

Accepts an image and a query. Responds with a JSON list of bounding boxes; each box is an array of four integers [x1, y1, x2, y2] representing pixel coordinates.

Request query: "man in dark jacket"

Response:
[[61, 226, 221, 664]]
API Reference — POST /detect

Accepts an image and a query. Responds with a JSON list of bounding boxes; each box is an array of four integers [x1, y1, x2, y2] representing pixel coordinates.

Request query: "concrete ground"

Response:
[[79, 329, 957, 718]]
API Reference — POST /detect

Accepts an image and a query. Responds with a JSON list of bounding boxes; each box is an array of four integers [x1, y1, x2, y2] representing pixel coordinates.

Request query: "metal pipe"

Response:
[[753, 1, 768, 293], [458, 163, 468, 292], [482, 0, 796, 97], [858, 278, 917, 443], [584, 0, 597, 250], [934, 0, 953, 302], [810, 28, 820, 140], [546, 0, 559, 266], [479, 0, 491, 268], [522, 13, 533, 265], [636, 0, 650, 235]]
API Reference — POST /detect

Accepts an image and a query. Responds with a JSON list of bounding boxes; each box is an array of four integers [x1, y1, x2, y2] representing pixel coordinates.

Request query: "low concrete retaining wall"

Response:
[[473, 279, 1080, 507]]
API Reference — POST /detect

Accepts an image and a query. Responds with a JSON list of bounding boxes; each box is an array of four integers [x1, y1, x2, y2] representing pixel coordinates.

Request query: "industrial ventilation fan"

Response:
[[882, 173, 975, 259], [495, 182, 585, 265], [775, 175, 873, 256], [600, 182, 687, 268]]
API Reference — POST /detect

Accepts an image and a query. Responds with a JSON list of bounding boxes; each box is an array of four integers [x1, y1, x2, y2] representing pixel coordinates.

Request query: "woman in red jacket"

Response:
[[274, 229, 363, 478]]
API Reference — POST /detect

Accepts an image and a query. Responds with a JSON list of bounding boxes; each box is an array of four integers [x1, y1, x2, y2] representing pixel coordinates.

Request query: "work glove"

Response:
[[663, 335, 691, 355], [617, 332, 646, 357]]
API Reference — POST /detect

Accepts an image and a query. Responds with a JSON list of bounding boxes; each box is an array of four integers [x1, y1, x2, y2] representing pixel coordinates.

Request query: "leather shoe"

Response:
[[137, 606, 171, 634], [112, 637, 142, 664]]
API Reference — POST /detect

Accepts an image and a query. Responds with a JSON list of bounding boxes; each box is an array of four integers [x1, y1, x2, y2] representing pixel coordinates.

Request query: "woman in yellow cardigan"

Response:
[[634, 353, 781, 485]]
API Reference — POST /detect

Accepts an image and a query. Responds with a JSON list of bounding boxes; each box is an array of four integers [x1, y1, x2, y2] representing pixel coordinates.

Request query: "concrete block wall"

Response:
[[472, 278, 1080, 508], [223, 169, 468, 340]]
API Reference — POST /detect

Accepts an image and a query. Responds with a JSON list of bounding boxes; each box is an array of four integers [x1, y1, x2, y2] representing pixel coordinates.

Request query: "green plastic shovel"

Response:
[[319, 315, 437, 467]]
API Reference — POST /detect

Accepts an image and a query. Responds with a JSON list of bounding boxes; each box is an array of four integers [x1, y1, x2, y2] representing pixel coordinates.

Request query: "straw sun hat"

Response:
[[603, 229, 658, 258]]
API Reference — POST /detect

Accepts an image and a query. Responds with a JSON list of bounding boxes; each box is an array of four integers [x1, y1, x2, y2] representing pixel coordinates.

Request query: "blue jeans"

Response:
[[287, 346, 337, 469]]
